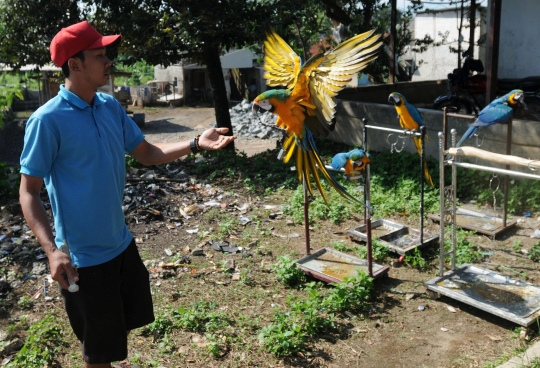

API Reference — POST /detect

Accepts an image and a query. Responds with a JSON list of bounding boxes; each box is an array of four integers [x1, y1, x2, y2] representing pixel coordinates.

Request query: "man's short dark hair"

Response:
[[61, 50, 85, 78]]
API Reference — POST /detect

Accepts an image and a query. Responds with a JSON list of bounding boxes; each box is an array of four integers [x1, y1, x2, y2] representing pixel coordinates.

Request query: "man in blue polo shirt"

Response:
[[19, 20, 236, 368]]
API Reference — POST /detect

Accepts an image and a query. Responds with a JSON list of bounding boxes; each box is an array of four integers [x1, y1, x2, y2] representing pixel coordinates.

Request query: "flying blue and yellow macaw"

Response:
[[252, 29, 382, 206], [456, 89, 526, 147], [388, 92, 434, 188], [331, 148, 371, 177]]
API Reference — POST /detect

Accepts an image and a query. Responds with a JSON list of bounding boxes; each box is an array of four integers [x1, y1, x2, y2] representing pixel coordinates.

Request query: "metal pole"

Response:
[[486, 0, 502, 103], [363, 118, 372, 276], [438, 132, 445, 277], [303, 176, 310, 255], [451, 129, 458, 270], [366, 159, 373, 277], [389, 0, 397, 84], [363, 119, 368, 224], [420, 126, 426, 244], [503, 119, 512, 228], [443, 107, 448, 150]]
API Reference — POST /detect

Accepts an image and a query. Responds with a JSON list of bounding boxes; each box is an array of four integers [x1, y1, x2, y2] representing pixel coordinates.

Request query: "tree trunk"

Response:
[[202, 45, 235, 151]]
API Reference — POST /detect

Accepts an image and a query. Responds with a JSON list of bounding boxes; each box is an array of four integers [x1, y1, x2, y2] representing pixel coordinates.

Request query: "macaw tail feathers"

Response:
[[412, 137, 434, 188], [282, 132, 371, 210], [423, 162, 434, 188], [456, 126, 478, 147]]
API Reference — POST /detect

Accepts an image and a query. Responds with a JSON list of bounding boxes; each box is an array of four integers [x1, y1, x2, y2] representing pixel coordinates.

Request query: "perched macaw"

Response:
[[252, 29, 382, 206], [388, 92, 434, 188], [456, 89, 526, 147], [331, 148, 371, 177]]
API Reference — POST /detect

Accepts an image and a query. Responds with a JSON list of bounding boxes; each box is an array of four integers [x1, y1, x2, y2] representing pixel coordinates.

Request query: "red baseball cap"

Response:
[[50, 20, 122, 67]]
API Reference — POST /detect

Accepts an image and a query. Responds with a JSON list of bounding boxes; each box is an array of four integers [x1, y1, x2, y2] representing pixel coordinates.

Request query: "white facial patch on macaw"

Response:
[[257, 99, 272, 111]]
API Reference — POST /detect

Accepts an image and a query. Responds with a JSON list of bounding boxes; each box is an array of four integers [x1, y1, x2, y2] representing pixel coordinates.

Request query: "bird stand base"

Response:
[[425, 264, 540, 327], [296, 248, 389, 283], [428, 207, 516, 238], [348, 219, 438, 256]]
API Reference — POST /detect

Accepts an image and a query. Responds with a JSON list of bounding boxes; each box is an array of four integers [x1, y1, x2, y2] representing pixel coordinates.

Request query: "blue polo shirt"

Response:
[[20, 85, 145, 267]]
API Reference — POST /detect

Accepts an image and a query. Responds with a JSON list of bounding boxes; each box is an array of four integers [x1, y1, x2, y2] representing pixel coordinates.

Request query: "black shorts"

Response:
[[61, 239, 155, 364]]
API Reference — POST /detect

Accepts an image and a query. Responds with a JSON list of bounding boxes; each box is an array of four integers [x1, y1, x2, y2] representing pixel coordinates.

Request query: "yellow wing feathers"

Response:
[[263, 29, 382, 131]]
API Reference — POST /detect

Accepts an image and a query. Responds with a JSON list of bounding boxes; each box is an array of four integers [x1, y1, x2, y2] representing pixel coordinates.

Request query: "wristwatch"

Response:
[[190, 135, 202, 153]]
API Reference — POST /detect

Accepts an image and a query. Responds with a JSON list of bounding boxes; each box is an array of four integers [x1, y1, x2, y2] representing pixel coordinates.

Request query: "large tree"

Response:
[[0, 0, 82, 68], [89, 0, 278, 150]]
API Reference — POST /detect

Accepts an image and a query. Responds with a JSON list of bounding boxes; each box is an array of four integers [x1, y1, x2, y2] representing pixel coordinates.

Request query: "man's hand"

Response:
[[48, 248, 79, 290], [198, 128, 236, 150]]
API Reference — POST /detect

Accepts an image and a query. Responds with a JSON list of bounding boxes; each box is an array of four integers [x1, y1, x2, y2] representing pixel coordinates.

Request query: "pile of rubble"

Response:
[[228, 99, 282, 140]]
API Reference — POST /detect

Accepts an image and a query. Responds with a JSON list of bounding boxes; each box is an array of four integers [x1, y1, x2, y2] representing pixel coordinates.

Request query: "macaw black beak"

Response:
[[252, 103, 264, 114], [388, 94, 400, 105], [517, 95, 528, 111]]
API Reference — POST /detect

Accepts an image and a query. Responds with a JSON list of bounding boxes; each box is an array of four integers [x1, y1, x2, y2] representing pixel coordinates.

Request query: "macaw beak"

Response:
[[515, 93, 528, 110], [388, 94, 401, 105], [252, 103, 264, 114]]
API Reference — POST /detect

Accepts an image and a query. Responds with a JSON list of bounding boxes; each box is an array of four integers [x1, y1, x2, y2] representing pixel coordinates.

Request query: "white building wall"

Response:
[[407, 8, 485, 81], [498, 0, 540, 78]]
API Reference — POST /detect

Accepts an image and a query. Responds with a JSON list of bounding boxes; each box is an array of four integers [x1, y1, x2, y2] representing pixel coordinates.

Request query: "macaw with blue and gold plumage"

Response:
[[388, 92, 434, 188], [331, 148, 371, 177], [456, 89, 526, 147], [252, 29, 382, 206]]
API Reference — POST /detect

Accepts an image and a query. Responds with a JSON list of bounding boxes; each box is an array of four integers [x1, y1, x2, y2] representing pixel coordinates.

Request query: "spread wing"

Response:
[[304, 30, 382, 135], [263, 30, 302, 89]]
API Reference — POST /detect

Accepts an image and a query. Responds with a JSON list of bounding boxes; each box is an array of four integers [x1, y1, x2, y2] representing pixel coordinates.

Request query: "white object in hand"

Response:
[[59, 243, 79, 292]]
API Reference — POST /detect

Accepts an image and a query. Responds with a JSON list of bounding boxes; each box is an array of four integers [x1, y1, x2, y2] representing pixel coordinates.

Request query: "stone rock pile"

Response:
[[228, 99, 282, 140]]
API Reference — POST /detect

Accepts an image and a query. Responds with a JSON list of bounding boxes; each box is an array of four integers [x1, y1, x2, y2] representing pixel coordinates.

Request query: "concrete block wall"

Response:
[[329, 99, 540, 175]]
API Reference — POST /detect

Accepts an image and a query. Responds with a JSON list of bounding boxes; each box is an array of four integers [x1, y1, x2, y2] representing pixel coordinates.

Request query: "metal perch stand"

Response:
[[425, 133, 540, 328], [364, 123, 428, 245]]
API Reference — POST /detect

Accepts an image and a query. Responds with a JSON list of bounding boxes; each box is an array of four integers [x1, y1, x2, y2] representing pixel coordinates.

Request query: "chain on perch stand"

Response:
[[347, 119, 438, 256], [424, 130, 540, 330]]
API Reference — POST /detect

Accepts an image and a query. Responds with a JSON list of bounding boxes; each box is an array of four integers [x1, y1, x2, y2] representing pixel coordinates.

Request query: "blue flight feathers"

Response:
[[456, 89, 524, 147]]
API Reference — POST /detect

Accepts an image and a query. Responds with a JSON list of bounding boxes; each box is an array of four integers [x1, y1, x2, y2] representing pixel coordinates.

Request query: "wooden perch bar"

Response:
[[446, 147, 540, 170]]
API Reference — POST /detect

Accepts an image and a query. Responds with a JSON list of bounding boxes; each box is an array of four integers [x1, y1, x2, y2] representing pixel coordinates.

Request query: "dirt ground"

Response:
[[135, 103, 277, 157], [2, 104, 540, 367]]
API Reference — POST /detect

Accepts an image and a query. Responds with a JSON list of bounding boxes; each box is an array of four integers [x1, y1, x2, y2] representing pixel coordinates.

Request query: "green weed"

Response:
[[259, 271, 372, 357], [17, 296, 33, 310], [529, 242, 540, 262], [354, 239, 389, 262], [404, 248, 429, 271], [322, 271, 373, 313], [8, 315, 66, 368], [444, 228, 483, 265], [272, 254, 306, 287]]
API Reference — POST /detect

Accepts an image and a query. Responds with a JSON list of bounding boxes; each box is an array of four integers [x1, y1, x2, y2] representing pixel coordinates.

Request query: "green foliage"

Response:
[[456, 170, 540, 215], [0, 162, 20, 202], [529, 242, 540, 263], [192, 149, 297, 193], [125, 154, 143, 173], [259, 272, 372, 357], [258, 312, 307, 357], [174, 302, 228, 332], [272, 255, 306, 287], [322, 271, 373, 312], [404, 247, 429, 271], [444, 228, 483, 266], [285, 183, 363, 224], [115, 61, 155, 86], [17, 296, 33, 310], [354, 239, 389, 262], [9, 315, 65, 368], [143, 310, 175, 337], [0, 74, 25, 128]]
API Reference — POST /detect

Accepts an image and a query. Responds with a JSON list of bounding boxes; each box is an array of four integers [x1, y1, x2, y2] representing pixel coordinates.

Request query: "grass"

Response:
[[3, 136, 540, 367]]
